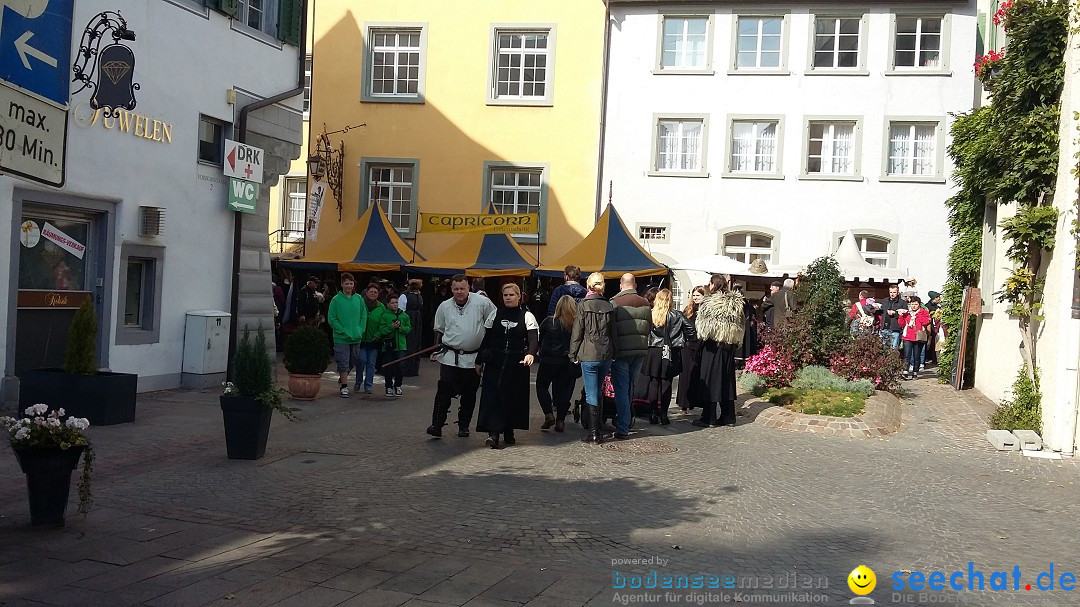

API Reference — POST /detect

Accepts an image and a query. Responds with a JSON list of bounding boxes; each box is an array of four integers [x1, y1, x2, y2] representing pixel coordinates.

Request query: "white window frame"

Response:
[[654, 14, 714, 74], [880, 116, 946, 183], [283, 177, 306, 242], [238, 0, 279, 38], [730, 15, 789, 75], [359, 158, 421, 237], [636, 223, 671, 244], [649, 113, 709, 178], [115, 244, 165, 346], [302, 55, 312, 117], [718, 227, 780, 264], [482, 161, 550, 243], [887, 13, 951, 75], [806, 15, 868, 75], [833, 230, 898, 268], [488, 24, 557, 107], [363, 24, 428, 103], [800, 116, 863, 181], [724, 115, 784, 179]]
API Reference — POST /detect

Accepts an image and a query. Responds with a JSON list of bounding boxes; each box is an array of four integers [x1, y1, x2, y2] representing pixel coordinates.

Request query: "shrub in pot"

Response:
[[283, 325, 330, 400], [220, 326, 295, 460]]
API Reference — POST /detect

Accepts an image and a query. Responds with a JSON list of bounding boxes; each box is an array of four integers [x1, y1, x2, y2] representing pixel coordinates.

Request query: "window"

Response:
[[837, 234, 893, 267], [729, 120, 779, 174], [362, 24, 427, 103], [489, 26, 555, 105], [659, 16, 711, 71], [812, 17, 862, 69], [368, 165, 414, 232], [197, 116, 226, 165], [652, 116, 708, 175], [887, 122, 937, 177], [239, 0, 278, 37], [303, 55, 312, 116], [805, 120, 858, 177], [893, 16, 943, 69], [284, 178, 306, 239], [482, 162, 549, 242], [637, 225, 669, 242], [116, 244, 165, 346], [723, 232, 774, 264], [735, 17, 784, 70]]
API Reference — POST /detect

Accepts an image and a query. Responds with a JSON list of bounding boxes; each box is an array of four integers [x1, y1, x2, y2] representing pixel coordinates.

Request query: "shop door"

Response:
[[15, 208, 106, 376]]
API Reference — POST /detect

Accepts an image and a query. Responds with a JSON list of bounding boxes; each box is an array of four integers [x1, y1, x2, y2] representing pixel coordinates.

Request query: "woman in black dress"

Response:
[[536, 295, 578, 432], [693, 275, 745, 427], [639, 289, 690, 425], [476, 283, 539, 449], [676, 286, 706, 414]]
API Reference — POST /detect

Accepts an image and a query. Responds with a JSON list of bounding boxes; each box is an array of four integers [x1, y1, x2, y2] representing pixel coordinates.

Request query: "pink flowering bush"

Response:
[[829, 333, 904, 393], [744, 345, 797, 389], [974, 49, 1005, 79]]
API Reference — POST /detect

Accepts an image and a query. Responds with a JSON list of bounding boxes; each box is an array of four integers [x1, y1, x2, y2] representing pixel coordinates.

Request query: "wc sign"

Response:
[[223, 139, 263, 214]]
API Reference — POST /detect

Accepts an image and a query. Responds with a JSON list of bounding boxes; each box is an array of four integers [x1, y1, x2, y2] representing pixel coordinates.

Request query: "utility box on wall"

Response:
[[181, 310, 231, 389]]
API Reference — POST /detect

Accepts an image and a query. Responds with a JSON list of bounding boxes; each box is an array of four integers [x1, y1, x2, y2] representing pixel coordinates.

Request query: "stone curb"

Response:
[[745, 391, 903, 438]]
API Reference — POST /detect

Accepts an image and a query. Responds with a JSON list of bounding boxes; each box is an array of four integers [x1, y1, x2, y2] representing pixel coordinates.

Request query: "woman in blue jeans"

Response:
[[569, 272, 617, 444]]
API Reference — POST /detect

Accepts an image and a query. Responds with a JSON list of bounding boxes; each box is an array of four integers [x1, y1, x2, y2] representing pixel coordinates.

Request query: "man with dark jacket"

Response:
[[547, 265, 587, 316], [879, 283, 906, 350], [297, 276, 323, 327], [609, 273, 651, 439]]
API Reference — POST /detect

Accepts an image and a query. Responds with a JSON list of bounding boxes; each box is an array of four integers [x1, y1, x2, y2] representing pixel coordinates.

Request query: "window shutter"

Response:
[[278, 0, 302, 46]]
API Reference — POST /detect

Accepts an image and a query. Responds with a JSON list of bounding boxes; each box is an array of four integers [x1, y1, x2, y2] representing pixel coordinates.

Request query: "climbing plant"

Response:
[[940, 0, 1068, 398]]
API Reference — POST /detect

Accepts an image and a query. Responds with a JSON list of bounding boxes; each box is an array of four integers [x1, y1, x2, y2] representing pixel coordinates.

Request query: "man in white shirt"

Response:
[[426, 274, 497, 438]]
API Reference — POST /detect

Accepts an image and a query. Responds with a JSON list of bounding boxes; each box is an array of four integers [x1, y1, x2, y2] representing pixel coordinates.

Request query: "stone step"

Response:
[[1011, 429, 1042, 451], [986, 429, 1018, 451]]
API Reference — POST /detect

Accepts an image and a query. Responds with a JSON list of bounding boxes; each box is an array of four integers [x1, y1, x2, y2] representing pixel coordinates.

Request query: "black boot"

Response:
[[581, 405, 601, 443], [692, 402, 716, 428], [485, 432, 501, 449], [718, 400, 737, 426], [503, 430, 516, 445], [426, 404, 448, 437]]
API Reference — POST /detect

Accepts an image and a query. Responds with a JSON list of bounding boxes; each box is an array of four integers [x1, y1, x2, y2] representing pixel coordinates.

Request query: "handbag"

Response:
[[662, 319, 683, 379]]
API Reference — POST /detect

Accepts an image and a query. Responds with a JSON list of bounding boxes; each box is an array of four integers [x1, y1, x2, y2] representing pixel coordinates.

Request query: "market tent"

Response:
[[669, 254, 749, 275], [535, 204, 668, 278], [833, 230, 907, 283], [407, 232, 539, 277], [278, 202, 421, 272]]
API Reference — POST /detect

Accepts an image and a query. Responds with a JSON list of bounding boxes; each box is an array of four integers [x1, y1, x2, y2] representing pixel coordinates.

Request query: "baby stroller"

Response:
[[572, 373, 636, 430]]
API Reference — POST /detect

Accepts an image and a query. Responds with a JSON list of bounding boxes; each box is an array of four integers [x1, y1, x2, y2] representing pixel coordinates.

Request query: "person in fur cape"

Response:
[[691, 274, 746, 427]]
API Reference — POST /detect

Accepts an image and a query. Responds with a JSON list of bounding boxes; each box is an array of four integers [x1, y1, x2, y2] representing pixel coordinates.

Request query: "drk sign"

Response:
[[227, 177, 258, 214], [223, 139, 263, 183]]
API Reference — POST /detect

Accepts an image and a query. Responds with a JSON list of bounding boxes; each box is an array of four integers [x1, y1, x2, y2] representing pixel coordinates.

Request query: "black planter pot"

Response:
[[14, 446, 87, 527], [220, 396, 273, 460], [19, 369, 137, 426]]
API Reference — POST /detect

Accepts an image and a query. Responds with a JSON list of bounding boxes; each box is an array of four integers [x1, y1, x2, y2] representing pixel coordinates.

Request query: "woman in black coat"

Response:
[[536, 295, 578, 432], [676, 286, 706, 413], [476, 283, 539, 449], [693, 275, 745, 428], [639, 289, 690, 425]]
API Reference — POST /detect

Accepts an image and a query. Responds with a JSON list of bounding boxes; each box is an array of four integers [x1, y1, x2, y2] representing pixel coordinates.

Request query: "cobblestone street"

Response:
[[2, 362, 1079, 606]]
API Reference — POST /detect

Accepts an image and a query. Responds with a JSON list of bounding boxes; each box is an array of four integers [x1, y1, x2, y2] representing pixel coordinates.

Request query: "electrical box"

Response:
[[183, 310, 231, 374]]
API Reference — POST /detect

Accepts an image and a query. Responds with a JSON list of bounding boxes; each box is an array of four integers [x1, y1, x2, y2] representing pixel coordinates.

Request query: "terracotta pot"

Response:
[[287, 373, 322, 400]]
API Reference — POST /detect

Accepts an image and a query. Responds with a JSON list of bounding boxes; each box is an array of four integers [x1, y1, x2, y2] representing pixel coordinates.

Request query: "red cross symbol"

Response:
[[244, 165, 253, 179]]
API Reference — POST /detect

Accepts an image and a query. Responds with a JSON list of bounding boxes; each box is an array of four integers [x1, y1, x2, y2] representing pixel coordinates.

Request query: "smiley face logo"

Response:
[[848, 566, 876, 595]]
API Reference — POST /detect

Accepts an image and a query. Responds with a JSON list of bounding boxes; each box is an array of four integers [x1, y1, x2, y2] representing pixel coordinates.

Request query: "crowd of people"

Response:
[[846, 280, 942, 380]]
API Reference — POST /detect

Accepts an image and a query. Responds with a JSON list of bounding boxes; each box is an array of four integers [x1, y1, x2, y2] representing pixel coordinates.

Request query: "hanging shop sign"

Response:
[[223, 139, 264, 183], [306, 179, 327, 242], [227, 177, 258, 214], [72, 11, 139, 114], [40, 222, 86, 259], [420, 213, 539, 234]]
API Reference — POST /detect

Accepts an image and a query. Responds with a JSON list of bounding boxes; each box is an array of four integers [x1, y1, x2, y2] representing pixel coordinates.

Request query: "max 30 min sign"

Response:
[[0, 86, 66, 186]]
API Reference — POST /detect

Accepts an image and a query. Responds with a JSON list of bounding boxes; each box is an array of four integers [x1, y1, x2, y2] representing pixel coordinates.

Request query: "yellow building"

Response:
[[303, 0, 606, 265]]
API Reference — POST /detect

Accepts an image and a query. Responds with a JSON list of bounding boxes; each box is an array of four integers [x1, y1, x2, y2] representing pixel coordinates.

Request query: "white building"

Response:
[[1, 0, 304, 400], [601, 0, 978, 298]]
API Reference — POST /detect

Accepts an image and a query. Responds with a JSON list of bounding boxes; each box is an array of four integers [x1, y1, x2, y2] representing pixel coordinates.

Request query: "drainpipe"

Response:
[[593, 0, 612, 224], [227, 1, 310, 378]]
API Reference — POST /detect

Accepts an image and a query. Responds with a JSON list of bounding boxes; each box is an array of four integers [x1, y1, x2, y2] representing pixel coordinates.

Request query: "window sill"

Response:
[[230, 21, 284, 49], [721, 172, 785, 180], [797, 174, 863, 182], [198, 159, 223, 168], [163, 0, 209, 18], [804, 69, 870, 76], [879, 174, 946, 184], [486, 97, 554, 107], [884, 69, 952, 77], [116, 328, 160, 346], [727, 69, 791, 76], [362, 94, 425, 104], [647, 170, 710, 178], [651, 68, 715, 76]]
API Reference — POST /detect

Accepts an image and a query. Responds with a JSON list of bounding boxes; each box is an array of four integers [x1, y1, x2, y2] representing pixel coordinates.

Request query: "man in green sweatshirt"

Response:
[[328, 273, 367, 398]]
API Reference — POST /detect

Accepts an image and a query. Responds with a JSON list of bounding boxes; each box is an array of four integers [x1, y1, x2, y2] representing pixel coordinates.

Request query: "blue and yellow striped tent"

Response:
[[279, 202, 421, 272], [535, 204, 668, 278]]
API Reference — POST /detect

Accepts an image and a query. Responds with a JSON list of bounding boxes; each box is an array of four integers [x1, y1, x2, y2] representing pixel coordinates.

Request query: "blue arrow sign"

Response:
[[0, 0, 75, 107]]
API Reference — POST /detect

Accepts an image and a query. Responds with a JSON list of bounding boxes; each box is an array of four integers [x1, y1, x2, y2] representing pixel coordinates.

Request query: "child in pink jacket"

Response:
[[898, 297, 931, 379]]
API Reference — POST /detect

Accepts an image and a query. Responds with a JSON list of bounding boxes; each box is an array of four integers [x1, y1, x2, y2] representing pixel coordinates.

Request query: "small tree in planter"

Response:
[[220, 326, 296, 460], [794, 256, 849, 365], [282, 325, 330, 400], [19, 300, 138, 425]]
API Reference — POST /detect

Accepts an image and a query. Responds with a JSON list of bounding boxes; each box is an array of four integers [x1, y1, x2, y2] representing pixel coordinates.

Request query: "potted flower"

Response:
[[282, 324, 330, 400], [1, 404, 93, 527], [220, 326, 296, 460], [18, 300, 137, 425]]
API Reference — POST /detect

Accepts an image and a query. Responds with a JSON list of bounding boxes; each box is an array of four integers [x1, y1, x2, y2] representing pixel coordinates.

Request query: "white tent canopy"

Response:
[[833, 230, 908, 283], [668, 254, 749, 275]]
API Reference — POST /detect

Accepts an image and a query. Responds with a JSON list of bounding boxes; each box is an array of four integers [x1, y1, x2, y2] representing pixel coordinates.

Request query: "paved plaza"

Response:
[[2, 361, 1080, 607]]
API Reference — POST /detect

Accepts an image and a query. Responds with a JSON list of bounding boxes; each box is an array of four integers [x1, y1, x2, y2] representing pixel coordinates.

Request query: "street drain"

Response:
[[602, 440, 677, 454]]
